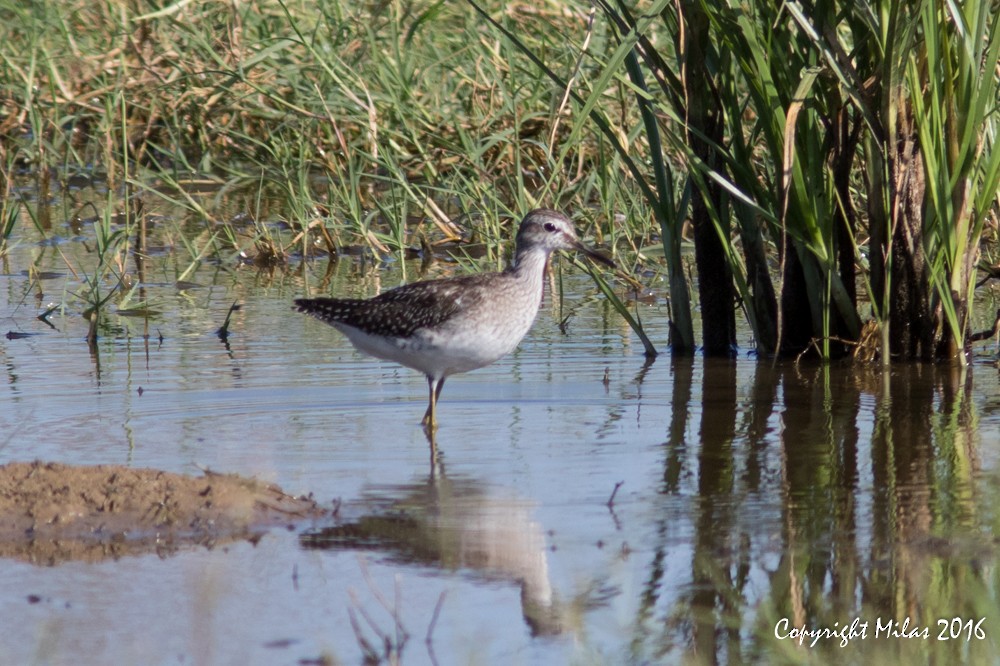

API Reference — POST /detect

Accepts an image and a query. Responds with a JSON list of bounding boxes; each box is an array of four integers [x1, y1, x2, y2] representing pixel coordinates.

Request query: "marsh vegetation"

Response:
[[1, 1, 1000, 664], [2, 0, 997, 360]]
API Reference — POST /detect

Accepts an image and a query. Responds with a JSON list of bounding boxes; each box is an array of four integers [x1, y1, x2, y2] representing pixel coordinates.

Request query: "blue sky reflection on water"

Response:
[[2, 208, 1000, 663]]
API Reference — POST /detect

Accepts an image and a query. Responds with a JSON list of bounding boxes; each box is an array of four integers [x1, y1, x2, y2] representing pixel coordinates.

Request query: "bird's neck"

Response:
[[507, 248, 551, 282], [505, 248, 550, 307]]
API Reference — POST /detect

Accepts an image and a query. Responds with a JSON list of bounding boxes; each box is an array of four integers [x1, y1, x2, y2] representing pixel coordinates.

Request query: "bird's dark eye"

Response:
[[543, 222, 557, 232]]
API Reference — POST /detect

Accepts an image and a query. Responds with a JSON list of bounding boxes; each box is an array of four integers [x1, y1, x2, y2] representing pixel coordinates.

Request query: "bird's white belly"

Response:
[[334, 305, 537, 378]]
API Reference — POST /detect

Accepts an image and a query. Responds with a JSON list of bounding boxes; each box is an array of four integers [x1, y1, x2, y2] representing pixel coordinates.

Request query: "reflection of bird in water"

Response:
[[294, 209, 614, 431], [301, 474, 566, 636]]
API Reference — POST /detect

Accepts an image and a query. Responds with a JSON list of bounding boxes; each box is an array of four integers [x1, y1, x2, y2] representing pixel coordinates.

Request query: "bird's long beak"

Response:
[[571, 238, 616, 269]]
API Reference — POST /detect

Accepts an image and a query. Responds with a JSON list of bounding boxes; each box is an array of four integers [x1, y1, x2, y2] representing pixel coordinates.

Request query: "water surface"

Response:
[[2, 186, 1000, 664]]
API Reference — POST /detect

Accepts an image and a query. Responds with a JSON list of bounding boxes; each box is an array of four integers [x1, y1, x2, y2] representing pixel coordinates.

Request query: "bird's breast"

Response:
[[430, 277, 544, 366]]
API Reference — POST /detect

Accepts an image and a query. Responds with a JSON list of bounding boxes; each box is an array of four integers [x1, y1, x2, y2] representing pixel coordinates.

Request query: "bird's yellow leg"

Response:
[[422, 376, 446, 429], [423, 377, 437, 428]]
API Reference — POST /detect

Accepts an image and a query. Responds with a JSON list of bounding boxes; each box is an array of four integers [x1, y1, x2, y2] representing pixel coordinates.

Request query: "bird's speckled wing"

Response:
[[294, 274, 496, 338]]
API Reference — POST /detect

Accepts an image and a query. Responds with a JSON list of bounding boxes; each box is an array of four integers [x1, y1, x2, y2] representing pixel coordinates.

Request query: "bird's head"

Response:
[[514, 209, 615, 268]]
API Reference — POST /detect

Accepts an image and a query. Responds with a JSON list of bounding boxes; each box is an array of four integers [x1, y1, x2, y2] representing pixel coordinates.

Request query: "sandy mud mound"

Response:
[[0, 461, 331, 565]]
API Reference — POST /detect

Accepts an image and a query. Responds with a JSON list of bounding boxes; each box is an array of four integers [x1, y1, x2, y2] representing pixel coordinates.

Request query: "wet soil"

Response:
[[0, 461, 332, 565]]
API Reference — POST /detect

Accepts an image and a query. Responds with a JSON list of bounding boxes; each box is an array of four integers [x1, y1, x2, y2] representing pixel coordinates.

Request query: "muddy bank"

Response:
[[0, 461, 332, 565]]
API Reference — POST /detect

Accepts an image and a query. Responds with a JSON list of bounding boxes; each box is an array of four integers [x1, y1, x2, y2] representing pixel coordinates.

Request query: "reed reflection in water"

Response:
[[632, 356, 994, 664]]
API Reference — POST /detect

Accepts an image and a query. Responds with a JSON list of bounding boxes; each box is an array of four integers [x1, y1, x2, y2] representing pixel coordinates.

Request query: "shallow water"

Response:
[[2, 187, 1000, 664]]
